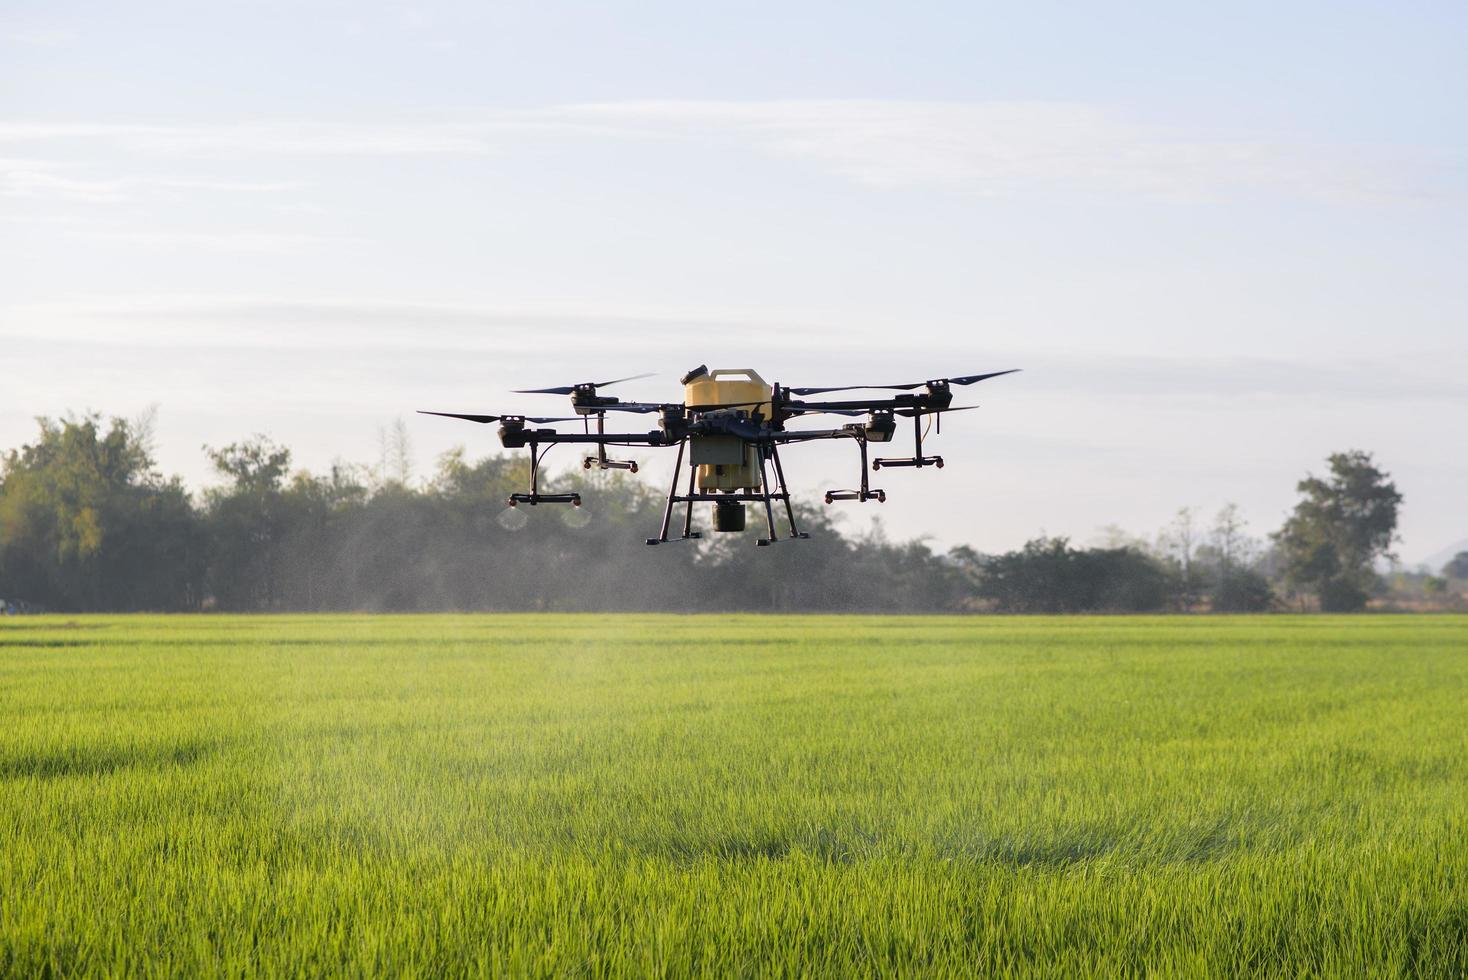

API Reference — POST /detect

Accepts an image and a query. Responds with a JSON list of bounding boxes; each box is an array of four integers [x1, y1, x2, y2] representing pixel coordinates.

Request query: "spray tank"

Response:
[[682, 367, 773, 531]]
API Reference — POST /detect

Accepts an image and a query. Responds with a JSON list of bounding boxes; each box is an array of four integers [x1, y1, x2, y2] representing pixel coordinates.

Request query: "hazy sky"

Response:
[[3, 1, 1465, 563]]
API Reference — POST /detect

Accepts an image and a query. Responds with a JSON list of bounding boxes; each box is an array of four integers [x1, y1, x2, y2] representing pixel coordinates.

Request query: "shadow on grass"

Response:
[[642, 826, 878, 865], [0, 737, 223, 781], [938, 833, 1118, 867]]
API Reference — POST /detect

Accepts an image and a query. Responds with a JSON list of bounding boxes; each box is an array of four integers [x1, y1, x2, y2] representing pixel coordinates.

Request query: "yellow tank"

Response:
[[684, 368, 772, 491]]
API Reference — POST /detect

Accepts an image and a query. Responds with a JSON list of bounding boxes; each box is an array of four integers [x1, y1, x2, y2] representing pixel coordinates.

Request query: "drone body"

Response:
[[420, 364, 1017, 546]]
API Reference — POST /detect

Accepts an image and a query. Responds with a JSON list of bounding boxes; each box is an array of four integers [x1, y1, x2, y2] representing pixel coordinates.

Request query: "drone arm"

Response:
[[771, 427, 864, 443], [498, 428, 674, 450]]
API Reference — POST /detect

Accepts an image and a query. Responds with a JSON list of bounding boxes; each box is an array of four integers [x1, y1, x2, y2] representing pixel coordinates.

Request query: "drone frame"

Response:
[[422, 368, 1015, 546]]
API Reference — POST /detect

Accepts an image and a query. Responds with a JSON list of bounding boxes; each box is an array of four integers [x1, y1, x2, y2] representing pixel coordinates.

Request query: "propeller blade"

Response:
[[788, 369, 1019, 396], [950, 369, 1021, 386], [512, 385, 577, 396], [895, 404, 981, 417], [595, 402, 667, 414], [598, 399, 771, 415], [595, 371, 655, 388], [513, 372, 656, 396], [687, 399, 772, 411], [416, 411, 580, 424], [785, 383, 921, 395], [417, 410, 504, 424]]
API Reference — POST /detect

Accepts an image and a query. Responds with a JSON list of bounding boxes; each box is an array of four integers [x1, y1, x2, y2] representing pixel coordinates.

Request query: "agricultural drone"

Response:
[[420, 365, 1017, 546]]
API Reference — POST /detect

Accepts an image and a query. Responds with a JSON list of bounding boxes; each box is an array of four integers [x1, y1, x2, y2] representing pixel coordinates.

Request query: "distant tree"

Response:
[[1199, 504, 1273, 612], [202, 437, 293, 609], [0, 414, 203, 610], [976, 537, 1169, 613], [1156, 507, 1201, 610], [1273, 450, 1402, 612], [1442, 552, 1468, 581], [376, 417, 414, 488]]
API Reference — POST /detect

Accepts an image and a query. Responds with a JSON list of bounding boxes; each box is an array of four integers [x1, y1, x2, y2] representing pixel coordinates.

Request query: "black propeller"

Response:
[[514, 372, 655, 396], [599, 399, 775, 415], [416, 411, 581, 425], [786, 369, 1019, 396], [895, 404, 981, 417], [588, 402, 670, 414], [791, 405, 981, 418]]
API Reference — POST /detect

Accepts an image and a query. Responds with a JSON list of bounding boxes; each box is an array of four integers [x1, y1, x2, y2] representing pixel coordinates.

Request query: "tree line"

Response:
[[0, 413, 1414, 614]]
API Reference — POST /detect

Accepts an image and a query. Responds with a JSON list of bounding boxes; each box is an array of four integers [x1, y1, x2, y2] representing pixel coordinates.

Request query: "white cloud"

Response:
[[0, 101, 1434, 202], [6, 295, 1461, 404], [0, 120, 498, 156], [68, 231, 362, 254], [0, 158, 302, 202], [0, 296, 840, 352], [0, 26, 74, 46], [549, 101, 1426, 202]]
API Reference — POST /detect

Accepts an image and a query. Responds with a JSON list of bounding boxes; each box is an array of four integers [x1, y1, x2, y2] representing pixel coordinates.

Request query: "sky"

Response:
[[2, 1, 1465, 565]]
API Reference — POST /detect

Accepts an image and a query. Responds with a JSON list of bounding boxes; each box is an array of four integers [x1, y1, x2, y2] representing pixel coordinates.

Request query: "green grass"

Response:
[[1, 614, 1466, 977]]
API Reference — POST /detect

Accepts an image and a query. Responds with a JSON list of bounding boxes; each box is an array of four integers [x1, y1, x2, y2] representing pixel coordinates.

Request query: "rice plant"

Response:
[[1, 614, 1465, 976]]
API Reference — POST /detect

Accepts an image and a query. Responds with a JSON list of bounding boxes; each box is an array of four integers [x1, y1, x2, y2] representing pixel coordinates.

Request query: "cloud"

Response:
[[0, 158, 302, 202], [1017, 351, 1468, 404], [0, 296, 839, 353], [5, 295, 1461, 405], [0, 26, 74, 46], [0, 120, 498, 157], [69, 231, 361, 254], [0, 101, 1436, 202]]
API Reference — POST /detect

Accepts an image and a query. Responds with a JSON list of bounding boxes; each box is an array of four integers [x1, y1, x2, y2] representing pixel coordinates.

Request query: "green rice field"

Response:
[[1, 614, 1466, 976]]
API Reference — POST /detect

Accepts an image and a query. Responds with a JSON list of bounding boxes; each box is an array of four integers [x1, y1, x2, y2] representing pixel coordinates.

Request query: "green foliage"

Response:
[[1274, 451, 1402, 612], [202, 437, 294, 610], [2, 416, 986, 613], [0, 419, 1405, 616], [0, 415, 203, 610], [976, 537, 1171, 612], [2, 614, 1466, 975], [1199, 505, 1274, 612], [1211, 567, 1275, 612]]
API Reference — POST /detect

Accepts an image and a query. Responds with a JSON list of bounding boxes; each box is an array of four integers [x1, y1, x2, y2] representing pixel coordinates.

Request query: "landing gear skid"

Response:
[[646, 440, 810, 546], [824, 437, 887, 504], [508, 444, 581, 507], [584, 458, 637, 473], [826, 489, 885, 504], [872, 412, 945, 469], [581, 412, 639, 472], [873, 456, 942, 470]]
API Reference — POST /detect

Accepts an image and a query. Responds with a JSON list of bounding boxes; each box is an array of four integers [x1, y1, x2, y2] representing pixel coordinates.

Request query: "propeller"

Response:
[[513, 372, 655, 396], [786, 369, 1019, 396], [599, 399, 777, 415], [417, 411, 581, 425], [589, 402, 670, 414], [789, 405, 981, 418], [895, 404, 981, 417]]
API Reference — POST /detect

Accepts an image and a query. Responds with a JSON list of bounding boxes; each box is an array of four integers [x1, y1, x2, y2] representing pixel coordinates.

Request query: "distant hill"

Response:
[[1418, 538, 1468, 574]]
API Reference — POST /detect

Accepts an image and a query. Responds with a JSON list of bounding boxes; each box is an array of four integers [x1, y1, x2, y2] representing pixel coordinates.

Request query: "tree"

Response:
[[0, 414, 203, 610], [1273, 450, 1402, 612], [976, 537, 1169, 613], [1200, 503, 1273, 612], [376, 417, 414, 488], [202, 437, 293, 609], [1156, 507, 1201, 610], [1442, 552, 1468, 581]]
